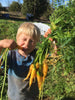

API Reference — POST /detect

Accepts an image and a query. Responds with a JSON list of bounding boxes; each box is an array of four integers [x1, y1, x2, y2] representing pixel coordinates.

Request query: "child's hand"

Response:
[[0, 39, 17, 50], [44, 28, 51, 37], [44, 28, 53, 41], [7, 39, 17, 50]]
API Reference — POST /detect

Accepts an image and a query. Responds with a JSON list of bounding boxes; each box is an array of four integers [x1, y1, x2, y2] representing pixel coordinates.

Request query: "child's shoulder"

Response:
[[8, 49, 16, 54]]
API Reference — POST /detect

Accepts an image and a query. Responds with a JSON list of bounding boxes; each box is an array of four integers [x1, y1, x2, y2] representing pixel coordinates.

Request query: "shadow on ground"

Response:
[[61, 97, 75, 100], [0, 16, 26, 21], [0, 15, 50, 24]]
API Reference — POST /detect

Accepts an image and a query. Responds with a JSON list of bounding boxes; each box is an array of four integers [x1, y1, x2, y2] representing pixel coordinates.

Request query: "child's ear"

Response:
[[16, 38, 18, 44]]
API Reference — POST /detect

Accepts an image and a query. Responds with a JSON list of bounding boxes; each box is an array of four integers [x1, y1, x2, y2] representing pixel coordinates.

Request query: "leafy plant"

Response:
[[43, 1, 75, 100], [0, 20, 20, 40]]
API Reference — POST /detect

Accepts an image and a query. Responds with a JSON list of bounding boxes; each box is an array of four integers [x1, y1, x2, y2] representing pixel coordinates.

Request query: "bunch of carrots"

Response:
[[23, 60, 48, 100], [23, 59, 48, 90]]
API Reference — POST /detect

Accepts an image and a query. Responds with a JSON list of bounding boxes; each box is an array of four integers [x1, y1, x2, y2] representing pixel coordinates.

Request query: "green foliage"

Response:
[[21, 0, 50, 18], [9, 1, 21, 12], [0, 48, 9, 100], [0, 20, 20, 40], [43, 1, 75, 100], [0, 3, 2, 7], [40, 4, 54, 19], [21, 0, 29, 15]]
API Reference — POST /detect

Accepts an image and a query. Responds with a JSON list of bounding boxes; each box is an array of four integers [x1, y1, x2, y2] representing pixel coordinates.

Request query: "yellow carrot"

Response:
[[43, 62, 48, 77], [42, 62, 48, 82], [36, 62, 40, 69], [16, 45, 23, 50], [29, 67, 36, 87], [23, 64, 34, 81], [37, 71, 44, 100], [36, 71, 43, 91]]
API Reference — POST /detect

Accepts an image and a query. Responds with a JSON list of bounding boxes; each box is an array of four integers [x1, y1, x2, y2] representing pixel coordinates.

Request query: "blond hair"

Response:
[[16, 22, 41, 42]]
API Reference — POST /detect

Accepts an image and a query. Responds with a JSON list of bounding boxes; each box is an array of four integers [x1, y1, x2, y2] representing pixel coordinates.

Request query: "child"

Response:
[[0, 22, 41, 100]]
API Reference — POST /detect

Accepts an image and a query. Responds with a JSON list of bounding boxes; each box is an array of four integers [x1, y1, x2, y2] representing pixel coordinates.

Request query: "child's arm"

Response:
[[0, 39, 17, 72]]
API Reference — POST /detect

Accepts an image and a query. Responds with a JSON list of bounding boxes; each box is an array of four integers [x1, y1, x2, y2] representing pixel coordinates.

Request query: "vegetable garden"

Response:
[[0, 1, 75, 100]]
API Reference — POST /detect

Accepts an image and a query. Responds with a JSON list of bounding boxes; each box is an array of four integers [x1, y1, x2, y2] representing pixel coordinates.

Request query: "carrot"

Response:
[[36, 62, 40, 69], [42, 62, 48, 82], [29, 67, 36, 87], [43, 62, 48, 77], [36, 71, 43, 100], [23, 64, 34, 81], [16, 45, 23, 50], [36, 71, 43, 91], [37, 71, 44, 100]]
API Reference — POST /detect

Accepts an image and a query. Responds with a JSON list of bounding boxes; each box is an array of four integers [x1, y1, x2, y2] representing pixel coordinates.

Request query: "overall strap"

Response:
[[11, 50, 16, 61], [10, 50, 16, 69]]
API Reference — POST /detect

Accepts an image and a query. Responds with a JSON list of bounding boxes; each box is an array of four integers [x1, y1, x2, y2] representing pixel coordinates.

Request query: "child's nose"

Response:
[[25, 41, 30, 48]]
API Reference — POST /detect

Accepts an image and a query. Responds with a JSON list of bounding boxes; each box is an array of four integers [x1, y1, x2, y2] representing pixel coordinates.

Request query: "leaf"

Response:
[[60, 38, 71, 48]]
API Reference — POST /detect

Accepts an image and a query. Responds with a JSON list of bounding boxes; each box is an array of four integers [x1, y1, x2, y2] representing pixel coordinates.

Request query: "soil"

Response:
[[43, 96, 51, 100]]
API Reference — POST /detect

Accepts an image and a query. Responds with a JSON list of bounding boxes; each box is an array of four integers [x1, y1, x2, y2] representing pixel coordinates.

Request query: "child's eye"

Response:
[[23, 38, 27, 41], [30, 40, 34, 44]]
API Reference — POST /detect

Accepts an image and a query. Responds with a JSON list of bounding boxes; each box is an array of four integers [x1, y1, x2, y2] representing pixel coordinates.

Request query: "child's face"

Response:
[[17, 33, 37, 54]]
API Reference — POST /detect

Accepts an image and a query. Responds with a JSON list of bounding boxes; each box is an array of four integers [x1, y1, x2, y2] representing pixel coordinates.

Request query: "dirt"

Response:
[[43, 96, 51, 100]]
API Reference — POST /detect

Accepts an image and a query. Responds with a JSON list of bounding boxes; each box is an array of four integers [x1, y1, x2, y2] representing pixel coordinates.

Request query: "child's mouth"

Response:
[[22, 48, 29, 51]]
